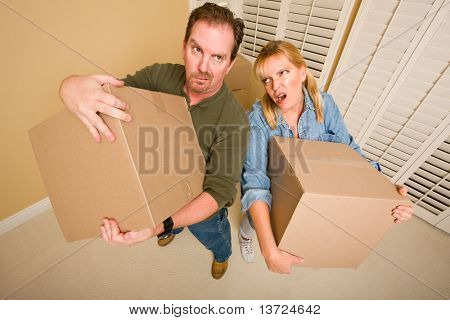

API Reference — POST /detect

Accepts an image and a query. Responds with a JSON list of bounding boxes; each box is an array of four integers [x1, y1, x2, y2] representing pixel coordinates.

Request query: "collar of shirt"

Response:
[[179, 78, 228, 110]]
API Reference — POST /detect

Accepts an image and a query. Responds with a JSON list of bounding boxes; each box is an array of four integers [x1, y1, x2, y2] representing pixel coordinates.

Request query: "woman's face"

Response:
[[260, 53, 306, 112]]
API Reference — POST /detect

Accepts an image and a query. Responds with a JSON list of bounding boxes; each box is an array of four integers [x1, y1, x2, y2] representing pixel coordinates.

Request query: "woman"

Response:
[[239, 40, 414, 274]]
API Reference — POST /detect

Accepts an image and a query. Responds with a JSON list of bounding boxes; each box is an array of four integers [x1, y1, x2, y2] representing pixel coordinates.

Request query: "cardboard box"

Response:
[[231, 88, 251, 110], [225, 54, 253, 107], [268, 136, 411, 268], [29, 86, 205, 242], [224, 54, 252, 91]]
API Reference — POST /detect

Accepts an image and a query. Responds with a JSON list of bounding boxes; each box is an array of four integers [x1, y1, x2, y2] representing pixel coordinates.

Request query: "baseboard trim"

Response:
[[0, 197, 52, 236]]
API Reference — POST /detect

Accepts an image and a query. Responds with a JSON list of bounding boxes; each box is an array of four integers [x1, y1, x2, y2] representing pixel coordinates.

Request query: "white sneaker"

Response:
[[238, 232, 255, 263]]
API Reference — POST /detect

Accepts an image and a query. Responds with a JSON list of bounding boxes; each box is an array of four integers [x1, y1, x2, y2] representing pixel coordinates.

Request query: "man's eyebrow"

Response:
[[189, 37, 228, 58], [189, 38, 201, 48]]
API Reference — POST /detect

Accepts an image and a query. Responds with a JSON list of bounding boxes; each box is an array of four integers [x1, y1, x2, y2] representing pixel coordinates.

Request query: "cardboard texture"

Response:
[[224, 54, 252, 91], [268, 136, 411, 268], [232, 88, 251, 110], [29, 86, 205, 242], [225, 54, 253, 107]]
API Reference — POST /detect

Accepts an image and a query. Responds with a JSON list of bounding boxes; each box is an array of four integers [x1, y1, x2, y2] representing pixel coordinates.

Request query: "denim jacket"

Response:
[[241, 87, 381, 212]]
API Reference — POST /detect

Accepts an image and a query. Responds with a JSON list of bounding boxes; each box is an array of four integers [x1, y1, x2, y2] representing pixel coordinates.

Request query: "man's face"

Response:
[[183, 20, 235, 96]]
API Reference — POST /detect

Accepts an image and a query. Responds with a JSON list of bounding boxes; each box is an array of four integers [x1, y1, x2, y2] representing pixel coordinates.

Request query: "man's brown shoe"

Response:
[[211, 259, 228, 280], [157, 233, 175, 247]]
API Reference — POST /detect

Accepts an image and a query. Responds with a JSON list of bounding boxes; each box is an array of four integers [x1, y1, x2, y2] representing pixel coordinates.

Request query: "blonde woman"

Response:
[[239, 40, 414, 274]]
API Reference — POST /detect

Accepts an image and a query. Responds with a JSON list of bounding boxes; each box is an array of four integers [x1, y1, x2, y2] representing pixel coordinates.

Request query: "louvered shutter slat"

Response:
[[312, 7, 341, 20], [439, 141, 450, 153], [380, 158, 401, 172], [408, 178, 431, 193], [429, 190, 450, 206], [417, 166, 444, 182], [405, 136, 450, 218], [411, 173, 437, 188], [366, 138, 387, 152], [241, 0, 281, 57], [367, 11, 392, 25], [405, 183, 424, 198], [302, 51, 326, 64], [289, 4, 312, 15], [371, 132, 393, 145], [387, 144, 412, 160], [439, 178, 450, 190], [315, 0, 345, 10], [364, 144, 385, 157], [391, 140, 416, 155], [303, 42, 329, 55], [396, 134, 422, 149], [370, 0, 398, 13]]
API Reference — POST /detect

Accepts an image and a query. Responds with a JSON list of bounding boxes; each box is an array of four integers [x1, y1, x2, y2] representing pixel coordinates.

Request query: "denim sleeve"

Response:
[[325, 94, 381, 172], [241, 123, 272, 212]]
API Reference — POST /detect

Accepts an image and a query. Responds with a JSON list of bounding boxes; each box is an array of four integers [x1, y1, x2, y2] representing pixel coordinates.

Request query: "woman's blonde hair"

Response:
[[254, 40, 323, 129]]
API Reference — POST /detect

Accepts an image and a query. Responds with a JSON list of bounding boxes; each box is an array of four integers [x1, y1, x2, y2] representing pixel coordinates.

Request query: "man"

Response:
[[59, 3, 249, 280]]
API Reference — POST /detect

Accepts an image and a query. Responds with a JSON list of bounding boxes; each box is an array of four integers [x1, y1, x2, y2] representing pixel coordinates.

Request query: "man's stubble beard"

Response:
[[187, 72, 213, 94]]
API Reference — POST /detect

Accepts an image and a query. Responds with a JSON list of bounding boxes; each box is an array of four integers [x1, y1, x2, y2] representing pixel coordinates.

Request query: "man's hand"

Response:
[[59, 75, 131, 142], [99, 218, 155, 246], [392, 185, 414, 224], [264, 248, 304, 274]]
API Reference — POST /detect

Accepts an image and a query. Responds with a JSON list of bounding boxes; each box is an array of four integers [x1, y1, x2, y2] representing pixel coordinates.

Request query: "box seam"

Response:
[[113, 85, 155, 228]]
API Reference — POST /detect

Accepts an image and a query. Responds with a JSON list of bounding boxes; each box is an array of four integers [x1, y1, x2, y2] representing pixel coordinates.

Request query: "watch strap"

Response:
[[157, 217, 174, 239]]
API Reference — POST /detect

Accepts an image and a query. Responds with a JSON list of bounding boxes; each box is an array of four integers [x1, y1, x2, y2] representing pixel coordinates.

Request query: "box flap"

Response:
[[268, 139, 304, 244]]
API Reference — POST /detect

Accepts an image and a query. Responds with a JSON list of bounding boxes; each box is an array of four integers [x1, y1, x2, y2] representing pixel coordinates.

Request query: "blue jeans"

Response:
[[172, 208, 231, 262]]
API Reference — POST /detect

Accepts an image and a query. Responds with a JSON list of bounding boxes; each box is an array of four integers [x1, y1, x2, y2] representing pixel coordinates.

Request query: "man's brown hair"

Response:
[[184, 3, 245, 61]]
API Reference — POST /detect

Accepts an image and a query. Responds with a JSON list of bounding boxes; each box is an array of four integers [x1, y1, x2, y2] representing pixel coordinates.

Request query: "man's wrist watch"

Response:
[[157, 217, 174, 240]]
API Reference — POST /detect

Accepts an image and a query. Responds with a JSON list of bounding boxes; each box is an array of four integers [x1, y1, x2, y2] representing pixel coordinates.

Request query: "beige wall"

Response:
[[0, 0, 189, 221]]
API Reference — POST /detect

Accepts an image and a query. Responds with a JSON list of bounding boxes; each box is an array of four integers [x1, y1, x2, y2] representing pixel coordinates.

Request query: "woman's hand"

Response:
[[100, 218, 155, 246], [263, 247, 304, 274], [392, 185, 414, 224]]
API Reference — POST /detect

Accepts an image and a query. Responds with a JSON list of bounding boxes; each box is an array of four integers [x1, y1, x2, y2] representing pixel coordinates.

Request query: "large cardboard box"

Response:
[[29, 86, 205, 242], [268, 136, 411, 268]]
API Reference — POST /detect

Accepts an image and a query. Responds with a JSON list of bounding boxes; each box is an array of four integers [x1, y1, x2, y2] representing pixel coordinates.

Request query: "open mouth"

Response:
[[275, 93, 287, 103]]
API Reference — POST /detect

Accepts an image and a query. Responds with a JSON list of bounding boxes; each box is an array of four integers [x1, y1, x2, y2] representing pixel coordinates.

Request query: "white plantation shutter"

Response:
[[365, 36, 450, 180], [240, 0, 281, 57], [329, 0, 450, 231], [238, 0, 353, 86], [285, 0, 349, 80], [329, 0, 443, 138]]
